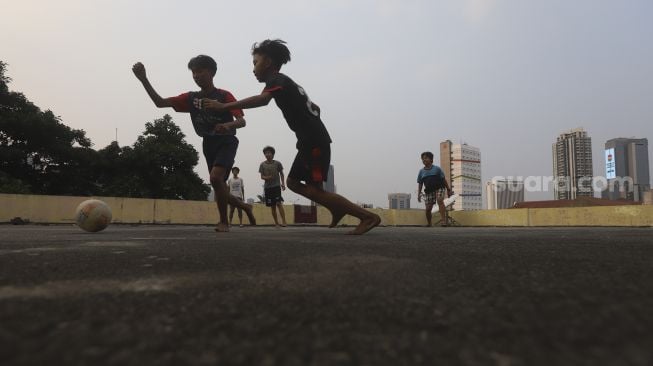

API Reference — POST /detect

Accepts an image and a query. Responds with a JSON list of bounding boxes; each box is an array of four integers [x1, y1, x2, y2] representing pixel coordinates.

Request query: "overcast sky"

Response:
[[2, 0, 652, 208]]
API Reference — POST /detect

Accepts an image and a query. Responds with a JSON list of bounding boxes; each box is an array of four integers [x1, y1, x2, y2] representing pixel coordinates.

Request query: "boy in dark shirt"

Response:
[[132, 55, 256, 232], [203, 39, 380, 234]]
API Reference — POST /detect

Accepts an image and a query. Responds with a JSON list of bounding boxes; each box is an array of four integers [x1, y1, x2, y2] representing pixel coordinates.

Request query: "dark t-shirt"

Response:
[[259, 160, 283, 188], [263, 73, 332, 149], [169, 88, 243, 137]]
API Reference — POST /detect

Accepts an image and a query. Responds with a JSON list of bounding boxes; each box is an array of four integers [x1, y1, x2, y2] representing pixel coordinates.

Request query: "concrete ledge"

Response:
[[527, 205, 653, 227], [1, 193, 651, 227], [451, 209, 530, 226]]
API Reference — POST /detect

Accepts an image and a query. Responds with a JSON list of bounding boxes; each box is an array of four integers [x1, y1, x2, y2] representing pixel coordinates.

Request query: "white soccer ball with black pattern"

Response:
[[75, 199, 112, 232]]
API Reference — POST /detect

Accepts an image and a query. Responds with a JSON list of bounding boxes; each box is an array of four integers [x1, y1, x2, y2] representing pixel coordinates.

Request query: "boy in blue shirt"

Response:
[[417, 151, 452, 227]]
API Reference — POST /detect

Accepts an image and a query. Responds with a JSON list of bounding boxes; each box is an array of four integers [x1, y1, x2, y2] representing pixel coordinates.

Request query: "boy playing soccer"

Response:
[[132, 56, 256, 232], [417, 151, 453, 227], [203, 39, 380, 234]]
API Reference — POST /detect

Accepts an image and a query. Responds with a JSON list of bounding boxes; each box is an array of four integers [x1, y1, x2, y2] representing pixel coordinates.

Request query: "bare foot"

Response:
[[347, 214, 381, 235], [328, 211, 346, 228], [214, 222, 230, 232], [244, 204, 257, 226]]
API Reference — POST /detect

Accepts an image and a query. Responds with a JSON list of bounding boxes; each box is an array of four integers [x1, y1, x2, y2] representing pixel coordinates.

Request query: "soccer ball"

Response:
[[75, 199, 112, 232]]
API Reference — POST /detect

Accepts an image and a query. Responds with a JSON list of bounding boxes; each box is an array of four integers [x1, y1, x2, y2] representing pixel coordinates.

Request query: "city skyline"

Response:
[[486, 179, 525, 210], [603, 137, 650, 201], [553, 128, 594, 200], [441, 141, 482, 211], [3, 1, 652, 208]]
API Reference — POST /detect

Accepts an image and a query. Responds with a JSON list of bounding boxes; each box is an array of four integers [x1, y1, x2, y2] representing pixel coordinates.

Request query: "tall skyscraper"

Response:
[[388, 193, 411, 210], [602, 138, 650, 201], [440, 140, 482, 211], [486, 180, 525, 209], [553, 128, 594, 200], [440, 140, 452, 188]]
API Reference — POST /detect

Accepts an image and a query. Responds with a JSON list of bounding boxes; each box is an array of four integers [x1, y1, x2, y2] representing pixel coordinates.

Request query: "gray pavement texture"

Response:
[[0, 224, 652, 366]]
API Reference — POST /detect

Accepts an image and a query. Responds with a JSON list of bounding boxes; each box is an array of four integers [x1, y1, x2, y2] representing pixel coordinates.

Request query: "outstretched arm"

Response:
[[203, 92, 273, 111], [132, 62, 174, 108]]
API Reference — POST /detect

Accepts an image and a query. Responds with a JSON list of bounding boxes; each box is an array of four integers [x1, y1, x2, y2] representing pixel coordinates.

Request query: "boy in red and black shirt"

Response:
[[204, 40, 380, 235], [132, 55, 256, 232]]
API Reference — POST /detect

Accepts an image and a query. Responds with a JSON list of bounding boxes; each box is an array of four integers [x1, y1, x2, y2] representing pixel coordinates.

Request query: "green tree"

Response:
[[1, 62, 209, 200], [104, 114, 210, 200], [0, 61, 98, 195]]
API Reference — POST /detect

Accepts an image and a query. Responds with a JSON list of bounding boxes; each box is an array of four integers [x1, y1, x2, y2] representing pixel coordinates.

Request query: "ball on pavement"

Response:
[[75, 199, 112, 232]]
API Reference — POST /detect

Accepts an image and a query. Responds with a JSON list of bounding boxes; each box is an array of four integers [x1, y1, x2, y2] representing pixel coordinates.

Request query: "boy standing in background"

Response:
[[259, 146, 287, 227]]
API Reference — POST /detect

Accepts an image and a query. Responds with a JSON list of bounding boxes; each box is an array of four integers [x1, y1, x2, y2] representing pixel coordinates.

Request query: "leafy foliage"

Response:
[[0, 61, 210, 200]]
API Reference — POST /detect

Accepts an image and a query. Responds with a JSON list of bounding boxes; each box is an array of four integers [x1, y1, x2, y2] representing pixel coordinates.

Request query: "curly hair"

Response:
[[251, 39, 291, 69]]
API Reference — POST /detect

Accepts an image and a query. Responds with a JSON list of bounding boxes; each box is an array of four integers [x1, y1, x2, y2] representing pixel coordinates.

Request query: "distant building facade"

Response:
[[602, 138, 650, 202], [486, 180, 525, 209], [388, 193, 411, 210], [552, 128, 594, 200], [441, 140, 482, 211]]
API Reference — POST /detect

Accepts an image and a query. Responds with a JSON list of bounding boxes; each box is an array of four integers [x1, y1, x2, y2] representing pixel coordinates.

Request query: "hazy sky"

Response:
[[2, 0, 652, 208]]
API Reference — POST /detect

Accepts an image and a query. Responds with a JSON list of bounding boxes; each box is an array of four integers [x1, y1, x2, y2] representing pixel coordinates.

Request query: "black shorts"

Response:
[[264, 186, 284, 206], [289, 145, 331, 184], [203, 135, 238, 181]]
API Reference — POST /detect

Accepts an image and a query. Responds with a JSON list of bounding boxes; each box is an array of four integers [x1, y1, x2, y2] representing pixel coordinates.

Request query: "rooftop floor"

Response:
[[1, 225, 652, 365]]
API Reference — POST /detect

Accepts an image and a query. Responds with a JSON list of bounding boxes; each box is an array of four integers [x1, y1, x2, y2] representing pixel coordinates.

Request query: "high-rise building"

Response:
[[553, 128, 594, 200], [388, 193, 411, 210], [602, 138, 650, 201], [486, 180, 525, 209], [440, 140, 453, 187], [324, 165, 336, 193], [440, 140, 482, 211]]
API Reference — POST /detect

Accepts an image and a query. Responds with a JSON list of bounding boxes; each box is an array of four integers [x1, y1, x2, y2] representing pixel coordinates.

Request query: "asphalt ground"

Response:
[[0, 224, 652, 366]]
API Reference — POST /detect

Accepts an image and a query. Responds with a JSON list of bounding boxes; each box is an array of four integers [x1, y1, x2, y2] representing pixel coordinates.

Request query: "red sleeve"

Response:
[[223, 91, 244, 117], [263, 86, 282, 93], [263, 74, 284, 95], [169, 93, 191, 113]]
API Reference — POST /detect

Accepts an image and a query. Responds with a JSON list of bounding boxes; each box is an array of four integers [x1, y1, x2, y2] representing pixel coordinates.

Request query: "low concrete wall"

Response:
[[1, 193, 652, 227], [527, 205, 653, 227], [0, 193, 272, 226], [450, 209, 530, 227], [450, 205, 653, 227]]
